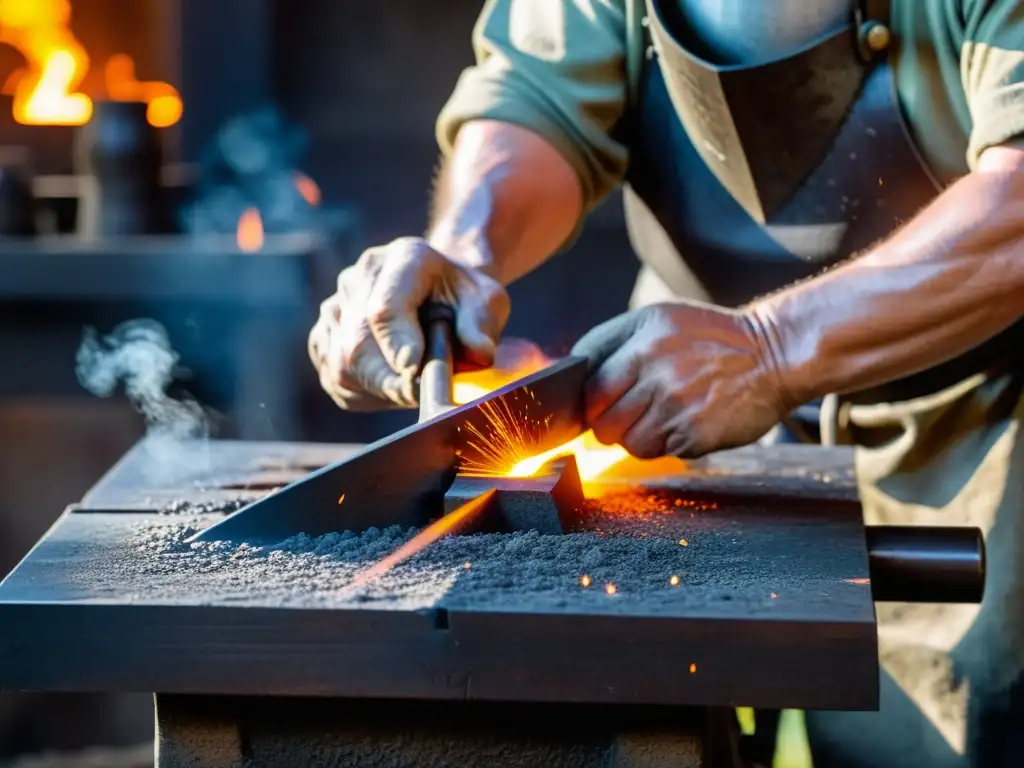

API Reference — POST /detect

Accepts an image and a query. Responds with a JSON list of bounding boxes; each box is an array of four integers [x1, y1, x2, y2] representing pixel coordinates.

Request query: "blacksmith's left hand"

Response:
[[570, 302, 792, 459]]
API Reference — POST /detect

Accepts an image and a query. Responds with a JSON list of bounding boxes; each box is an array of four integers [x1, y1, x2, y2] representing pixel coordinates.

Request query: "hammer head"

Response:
[[442, 455, 583, 534]]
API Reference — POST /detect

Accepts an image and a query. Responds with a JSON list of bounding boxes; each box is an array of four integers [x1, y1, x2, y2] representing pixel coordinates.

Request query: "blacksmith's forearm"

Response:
[[427, 120, 584, 286], [748, 165, 1024, 408]]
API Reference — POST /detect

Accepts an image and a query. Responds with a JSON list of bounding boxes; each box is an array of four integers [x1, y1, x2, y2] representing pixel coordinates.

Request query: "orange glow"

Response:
[[0, 1, 182, 127], [453, 375, 629, 482], [605, 583, 617, 595], [237, 208, 264, 252], [346, 489, 495, 591], [295, 172, 321, 206], [451, 346, 690, 488], [689, 663, 697, 674], [843, 578, 871, 586], [580, 574, 591, 588], [670, 575, 680, 586], [679, 538, 688, 547], [508, 431, 628, 480], [104, 54, 183, 128], [337, 494, 345, 505]]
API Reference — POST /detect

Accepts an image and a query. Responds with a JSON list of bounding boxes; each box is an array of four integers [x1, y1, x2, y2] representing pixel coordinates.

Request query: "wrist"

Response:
[[743, 303, 811, 415], [427, 223, 502, 283]]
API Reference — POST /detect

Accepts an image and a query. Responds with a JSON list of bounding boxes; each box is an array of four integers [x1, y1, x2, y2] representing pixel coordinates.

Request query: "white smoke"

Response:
[[76, 319, 213, 474]]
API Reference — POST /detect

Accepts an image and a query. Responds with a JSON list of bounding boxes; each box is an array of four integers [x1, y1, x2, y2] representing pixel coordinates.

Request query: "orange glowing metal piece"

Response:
[[679, 538, 689, 547], [0, 1, 182, 127], [237, 208, 264, 252], [580, 574, 591, 588], [337, 494, 345, 505], [670, 575, 680, 586], [605, 583, 616, 595], [689, 663, 697, 674], [346, 489, 495, 591], [294, 173, 321, 206]]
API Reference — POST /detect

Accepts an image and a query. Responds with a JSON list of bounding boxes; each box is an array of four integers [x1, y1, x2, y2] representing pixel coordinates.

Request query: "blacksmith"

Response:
[[307, 2, 1024, 765]]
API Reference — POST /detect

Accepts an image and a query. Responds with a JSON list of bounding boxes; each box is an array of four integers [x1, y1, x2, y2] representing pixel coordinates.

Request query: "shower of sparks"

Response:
[[343, 489, 496, 592], [455, 393, 542, 477], [452, 379, 628, 482]]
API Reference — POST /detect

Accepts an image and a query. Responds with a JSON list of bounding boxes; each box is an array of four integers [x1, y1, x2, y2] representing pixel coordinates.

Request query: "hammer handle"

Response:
[[418, 302, 456, 422]]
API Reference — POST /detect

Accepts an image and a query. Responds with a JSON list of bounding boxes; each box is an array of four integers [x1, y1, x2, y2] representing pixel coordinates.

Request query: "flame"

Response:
[[345, 489, 495, 591], [237, 208, 263, 252], [0, 0, 182, 127], [104, 54, 182, 128]]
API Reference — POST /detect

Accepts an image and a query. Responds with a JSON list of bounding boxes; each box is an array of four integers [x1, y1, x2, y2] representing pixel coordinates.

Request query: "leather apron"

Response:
[[623, 0, 1024, 765]]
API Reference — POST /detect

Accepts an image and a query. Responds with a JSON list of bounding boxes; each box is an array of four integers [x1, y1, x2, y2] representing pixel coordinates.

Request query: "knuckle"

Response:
[[336, 263, 363, 295], [590, 420, 619, 448], [479, 280, 510, 313], [623, 432, 662, 460], [365, 301, 396, 331]]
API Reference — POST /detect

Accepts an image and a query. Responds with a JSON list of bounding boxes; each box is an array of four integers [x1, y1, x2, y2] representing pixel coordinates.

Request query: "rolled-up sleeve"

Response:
[[961, 0, 1024, 166], [436, 0, 629, 210]]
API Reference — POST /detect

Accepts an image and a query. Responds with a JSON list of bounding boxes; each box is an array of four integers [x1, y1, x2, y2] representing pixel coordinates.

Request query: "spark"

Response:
[[843, 578, 870, 585], [689, 663, 697, 674], [580, 574, 591, 587], [605, 583, 617, 595], [679, 538, 688, 547], [344, 489, 495, 592], [670, 575, 680, 586], [337, 494, 345, 504]]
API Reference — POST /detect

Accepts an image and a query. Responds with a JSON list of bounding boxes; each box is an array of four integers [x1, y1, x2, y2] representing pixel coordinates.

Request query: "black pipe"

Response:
[[866, 525, 985, 604]]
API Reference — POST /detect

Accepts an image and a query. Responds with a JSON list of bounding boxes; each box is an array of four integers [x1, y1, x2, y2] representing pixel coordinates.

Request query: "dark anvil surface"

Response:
[[0, 438, 875, 711]]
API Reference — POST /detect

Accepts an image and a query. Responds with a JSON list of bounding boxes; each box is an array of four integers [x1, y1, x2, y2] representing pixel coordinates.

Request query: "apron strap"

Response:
[[625, 0, 646, 115]]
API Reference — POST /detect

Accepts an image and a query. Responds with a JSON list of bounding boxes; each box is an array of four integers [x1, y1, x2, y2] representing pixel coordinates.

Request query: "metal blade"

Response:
[[189, 357, 587, 544]]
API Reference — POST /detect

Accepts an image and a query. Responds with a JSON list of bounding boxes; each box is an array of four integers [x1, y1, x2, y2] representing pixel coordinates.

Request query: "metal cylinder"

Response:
[[74, 100, 165, 237], [417, 302, 456, 423], [866, 525, 985, 604]]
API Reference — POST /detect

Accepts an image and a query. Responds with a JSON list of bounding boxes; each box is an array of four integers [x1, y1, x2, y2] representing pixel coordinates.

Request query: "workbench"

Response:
[[0, 438, 879, 767]]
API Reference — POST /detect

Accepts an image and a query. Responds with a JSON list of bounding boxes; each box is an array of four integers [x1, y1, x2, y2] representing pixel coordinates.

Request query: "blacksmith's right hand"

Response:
[[308, 237, 510, 411]]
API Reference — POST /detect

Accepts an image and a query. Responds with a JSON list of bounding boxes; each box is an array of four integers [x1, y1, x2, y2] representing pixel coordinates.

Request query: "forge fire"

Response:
[[0, 0, 181, 126]]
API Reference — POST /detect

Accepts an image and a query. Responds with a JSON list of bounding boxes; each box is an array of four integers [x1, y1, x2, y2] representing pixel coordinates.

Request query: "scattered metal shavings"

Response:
[[160, 498, 249, 516]]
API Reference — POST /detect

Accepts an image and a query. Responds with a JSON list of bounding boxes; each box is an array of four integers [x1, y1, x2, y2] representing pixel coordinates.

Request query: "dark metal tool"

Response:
[[191, 303, 586, 544]]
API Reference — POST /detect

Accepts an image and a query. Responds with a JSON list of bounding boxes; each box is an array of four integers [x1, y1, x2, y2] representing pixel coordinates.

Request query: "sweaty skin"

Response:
[[572, 143, 1024, 459], [308, 121, 582, 409]]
